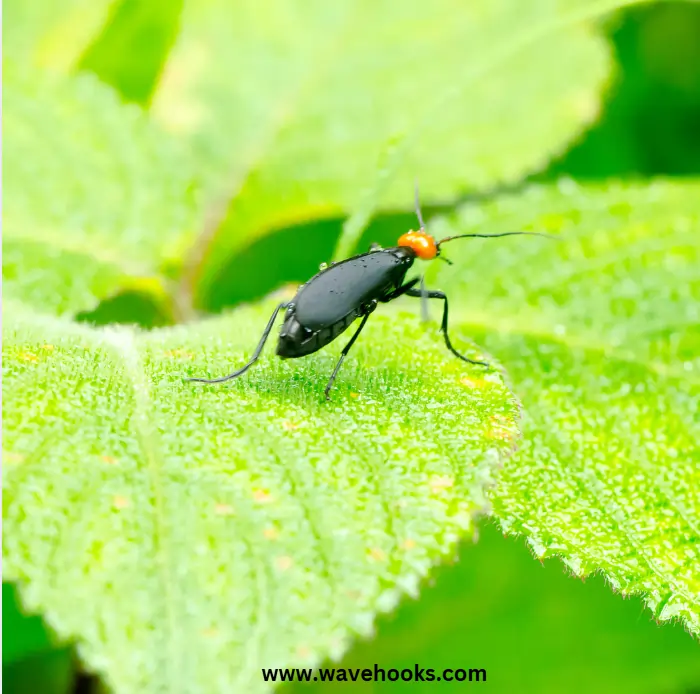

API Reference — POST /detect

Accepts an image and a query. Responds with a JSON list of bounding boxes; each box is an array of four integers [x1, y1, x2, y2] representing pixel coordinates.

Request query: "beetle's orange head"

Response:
[[397, 230, 438, 260], [401, 180, 556, 265]]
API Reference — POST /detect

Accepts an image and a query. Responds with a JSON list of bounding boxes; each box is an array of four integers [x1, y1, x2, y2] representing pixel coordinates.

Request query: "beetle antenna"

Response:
[[414, 179, 426, 231], [437, 231, 557, 247]]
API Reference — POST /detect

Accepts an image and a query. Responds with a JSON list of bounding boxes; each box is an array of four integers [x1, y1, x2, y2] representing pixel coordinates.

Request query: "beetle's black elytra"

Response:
[[187, 185, 554, 399]]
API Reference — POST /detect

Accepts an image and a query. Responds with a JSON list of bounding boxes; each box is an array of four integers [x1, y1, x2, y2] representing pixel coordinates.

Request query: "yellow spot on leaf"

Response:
[[460, 375, 488, 389], [164, 348, 195, 359], [368, 547, 386, 562], [429, 475, 454, 493], [282, 420, 298, 431], [41, 344, 55, 351], [263, 527, 279, 540], [113, 495, 129, 510], [400, 538, 417, 550], [253, 489, 273, 504], [296, 645, 312, 659], [201, 626, 219, 638], [350, 392, 360, 399], [18, 352, 39, 363], [4, 451, 26, 464], [485, 428, 516, 441], [276, 555, 293, 571], [101, 455, 117, 465], [215, 503, 235, 516], [485, 415, 517, 440]]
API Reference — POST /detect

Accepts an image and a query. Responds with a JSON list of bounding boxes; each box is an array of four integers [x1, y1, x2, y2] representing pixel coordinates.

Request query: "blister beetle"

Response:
[[188, 186, 552, 399]]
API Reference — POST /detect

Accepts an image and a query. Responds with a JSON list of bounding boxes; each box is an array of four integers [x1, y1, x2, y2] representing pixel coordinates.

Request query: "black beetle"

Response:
[[188, 187, 551, 399]]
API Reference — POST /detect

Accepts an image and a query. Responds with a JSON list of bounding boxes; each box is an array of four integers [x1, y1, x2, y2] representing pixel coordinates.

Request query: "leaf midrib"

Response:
[[102, 328, 183, 694]]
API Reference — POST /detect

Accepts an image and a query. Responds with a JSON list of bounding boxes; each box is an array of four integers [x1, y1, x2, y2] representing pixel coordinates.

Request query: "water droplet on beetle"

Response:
[[319, 262, 328, 271]]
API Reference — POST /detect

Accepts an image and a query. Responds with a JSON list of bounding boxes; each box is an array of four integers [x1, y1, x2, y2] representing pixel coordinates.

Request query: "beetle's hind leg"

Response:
[[324, 301, 376, 400], [186, 302, 288, 384], [405, 288, 489, 367]]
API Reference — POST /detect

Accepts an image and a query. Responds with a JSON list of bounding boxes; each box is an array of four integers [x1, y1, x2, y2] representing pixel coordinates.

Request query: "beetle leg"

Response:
[[186, 302, 289, 384], [380, 277, 420, 302], [405, 288, 489, 367], [324, 301, 377, 400]]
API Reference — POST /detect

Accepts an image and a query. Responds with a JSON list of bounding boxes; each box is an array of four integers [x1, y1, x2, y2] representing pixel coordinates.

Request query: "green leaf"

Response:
[[77, 0, 185, 106], [3, 582, 75, 694], [3, 647, 75, 694], [2, 65, 199, 315], [151, 0, 627, 306], [3, 583, 60, 664], [3, 0, 114, 71], [432, 179, 700, 634], [3, 299, 519, 693]]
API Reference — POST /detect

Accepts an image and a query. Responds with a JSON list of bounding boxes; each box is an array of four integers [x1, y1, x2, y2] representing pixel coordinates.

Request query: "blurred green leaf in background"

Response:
[[149, 0, 613, 309], [3, 0, 700, 693], [291, 524, 700, 694]]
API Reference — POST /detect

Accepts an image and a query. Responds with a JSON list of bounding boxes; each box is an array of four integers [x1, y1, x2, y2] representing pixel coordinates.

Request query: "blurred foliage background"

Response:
[[4, 1, 700, 693], [73, 1, 700, 322]]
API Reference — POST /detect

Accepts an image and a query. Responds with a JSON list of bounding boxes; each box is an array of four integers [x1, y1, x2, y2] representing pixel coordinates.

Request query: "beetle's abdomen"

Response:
[[276, 311, 358, 359]]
